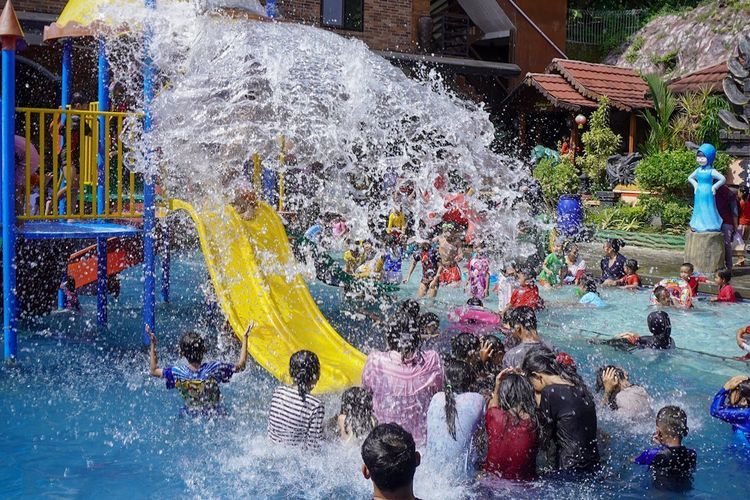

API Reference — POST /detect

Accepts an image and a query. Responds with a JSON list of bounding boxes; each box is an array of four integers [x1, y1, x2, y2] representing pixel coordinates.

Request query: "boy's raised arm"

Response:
[[235, 321, 254, 372], [147, 326, 163, 378]]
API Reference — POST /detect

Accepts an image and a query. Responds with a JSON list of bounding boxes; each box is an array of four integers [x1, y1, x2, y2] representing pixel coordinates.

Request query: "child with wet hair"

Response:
[[418, 312, 440, 340], [710, 268, 737, 303], [147, 323, 251, 415], [451, 332, 481, 366], [335, 387, 377, 443], [475, 335, 505, 394], [710, 375, 750, 447], [618, 259, 641, 289], [267, 350, 324, 449], [634, 405, 696, 492], [509, 267, 545, 310], [578, 277, 606, 308]]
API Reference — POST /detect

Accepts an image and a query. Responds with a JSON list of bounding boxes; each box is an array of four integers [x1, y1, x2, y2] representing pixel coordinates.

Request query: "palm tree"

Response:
[[640, 73, 677, 154]]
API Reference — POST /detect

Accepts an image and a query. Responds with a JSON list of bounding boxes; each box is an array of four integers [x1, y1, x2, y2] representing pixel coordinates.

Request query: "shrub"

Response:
[[532, 156, 579, 206], [586, 204, 649, 231], [580, 98, 622, 191], [635, 149, 731, 197]]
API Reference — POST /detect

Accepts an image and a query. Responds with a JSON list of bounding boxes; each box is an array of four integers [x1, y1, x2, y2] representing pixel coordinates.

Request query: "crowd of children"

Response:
[[146, 219, 750, 495]]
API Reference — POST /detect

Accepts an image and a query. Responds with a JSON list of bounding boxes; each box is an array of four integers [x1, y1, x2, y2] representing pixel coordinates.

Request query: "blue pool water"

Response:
[[1, 250, 749, 499]]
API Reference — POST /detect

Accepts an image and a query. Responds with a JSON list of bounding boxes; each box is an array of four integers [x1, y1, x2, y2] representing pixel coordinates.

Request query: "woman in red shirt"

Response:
[[484, 369, 539, 480], [737, 186, 750, 266]]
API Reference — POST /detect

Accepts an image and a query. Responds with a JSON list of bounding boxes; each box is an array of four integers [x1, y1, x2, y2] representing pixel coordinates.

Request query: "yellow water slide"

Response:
[[171, 199, 366, 393]]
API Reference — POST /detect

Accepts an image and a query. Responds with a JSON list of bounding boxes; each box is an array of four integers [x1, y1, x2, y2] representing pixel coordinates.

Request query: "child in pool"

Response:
[[267, 350, 325, 449], [579, 278, 606, 307], [343, 241, 364, 275], [451, 332, 481, 367], [231, 187, 258, 220], [679, 262, 706, 297], [617, 311, 675, 350], [474, 335, 505, 394], [509, 268, 544, 310], [537, 241, 563, 288], [633, 405, 696, 492], [710, 375, 750, 447], [403, 240, 440, 298], [494, 264, 518, 312], [467, 248, 491, 299], [483, 368, 539, 480], [60, 276, 80, 311], [418, 312, 440, 341], [147, 323, 251, 416], [386, 206, 406, 239], [382, 234, 403, 285], [736, 326, 750, 361], [331, 386, 378, 444], [652, 285, 685, 309], [710, 268, 737, 303], [617, 259, 641, 290]]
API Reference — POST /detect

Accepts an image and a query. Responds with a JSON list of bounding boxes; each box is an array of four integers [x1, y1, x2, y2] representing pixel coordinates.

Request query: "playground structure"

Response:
[[0, 0, 365, 391]]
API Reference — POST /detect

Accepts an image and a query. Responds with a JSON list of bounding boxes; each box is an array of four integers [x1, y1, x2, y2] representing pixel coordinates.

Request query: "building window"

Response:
[[321, 0, 364, 31]]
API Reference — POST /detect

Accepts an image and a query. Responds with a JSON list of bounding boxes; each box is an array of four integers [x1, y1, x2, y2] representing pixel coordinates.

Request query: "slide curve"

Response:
[[172, 199, 366, 393]]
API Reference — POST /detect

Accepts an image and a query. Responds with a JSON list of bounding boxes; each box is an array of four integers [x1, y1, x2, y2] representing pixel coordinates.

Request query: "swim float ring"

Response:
[[448, 305, 501, 326], [650, 278, 692, 309]]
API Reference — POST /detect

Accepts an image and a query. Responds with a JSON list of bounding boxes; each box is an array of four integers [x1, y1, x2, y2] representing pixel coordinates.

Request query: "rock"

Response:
[[684, 230, 725, 274], [606, 3, 750, 79]]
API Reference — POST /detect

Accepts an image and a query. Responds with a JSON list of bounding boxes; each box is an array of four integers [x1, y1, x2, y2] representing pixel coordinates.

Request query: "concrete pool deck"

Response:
[[578, 242, 750, 299]]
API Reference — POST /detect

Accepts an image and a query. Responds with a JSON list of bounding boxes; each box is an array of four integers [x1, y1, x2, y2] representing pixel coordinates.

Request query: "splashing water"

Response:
[[104, 2, 536, 259]]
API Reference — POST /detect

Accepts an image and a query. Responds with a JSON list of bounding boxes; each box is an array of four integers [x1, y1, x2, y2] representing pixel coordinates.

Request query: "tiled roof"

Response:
[[667, 63, 727, 94], [525, 73, 598, 110], [547, 59, 653, 111]]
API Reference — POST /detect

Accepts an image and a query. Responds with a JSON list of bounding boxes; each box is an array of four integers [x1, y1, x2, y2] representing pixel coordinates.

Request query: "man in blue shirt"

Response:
[[148, 323, 252, 415]]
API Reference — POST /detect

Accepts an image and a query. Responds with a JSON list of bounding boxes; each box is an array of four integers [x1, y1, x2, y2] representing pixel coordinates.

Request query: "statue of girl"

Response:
[[688, 143, 725, 232]]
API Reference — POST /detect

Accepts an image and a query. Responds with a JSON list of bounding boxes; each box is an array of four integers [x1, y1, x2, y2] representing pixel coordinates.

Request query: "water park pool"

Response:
[[1, 249, 748, 499]]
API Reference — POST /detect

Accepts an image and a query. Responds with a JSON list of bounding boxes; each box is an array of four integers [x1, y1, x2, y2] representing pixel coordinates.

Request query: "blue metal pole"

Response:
[[58, 38, 72, 310], [266, 0, 277, 18], [96, 237, 107, 325], [96, 38, 109, 216], [2, 42, 18, 360], [160, 221, 170, 303], [142, 0, 156, 345]]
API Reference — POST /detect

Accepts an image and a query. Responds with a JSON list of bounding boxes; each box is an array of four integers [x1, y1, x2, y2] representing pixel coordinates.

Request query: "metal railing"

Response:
[[566, 9, 644, 46], [433, 13, 470, 57], [17, 106, 142, 221]]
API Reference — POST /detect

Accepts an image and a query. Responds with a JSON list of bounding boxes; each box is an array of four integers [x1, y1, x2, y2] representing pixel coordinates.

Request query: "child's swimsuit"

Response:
[[579, 292, 606, 308], [415, 248, 439, 285], [537, 253, 562, 285], [634, 445, 696, 491], [710, 388, 750, 447], [163, 361, 236, 415], [468, 255, 490, 298], [383, 248, 403, 284]]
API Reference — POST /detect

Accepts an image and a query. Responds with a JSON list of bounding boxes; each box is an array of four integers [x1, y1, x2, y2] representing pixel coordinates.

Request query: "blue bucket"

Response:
[[557, 194, 583, 236]]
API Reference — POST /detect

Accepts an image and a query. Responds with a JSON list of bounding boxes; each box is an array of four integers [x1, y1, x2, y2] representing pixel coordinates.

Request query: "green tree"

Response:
[[580, 97, 622, 191], [640, 73, 678, 154]]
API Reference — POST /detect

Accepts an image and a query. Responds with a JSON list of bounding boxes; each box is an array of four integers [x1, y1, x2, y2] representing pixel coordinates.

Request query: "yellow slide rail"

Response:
[[16, 106, 143, 221]]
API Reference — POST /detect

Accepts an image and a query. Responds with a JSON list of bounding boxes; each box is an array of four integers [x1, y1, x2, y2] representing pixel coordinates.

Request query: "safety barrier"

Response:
[[16, 106, 142, 221]]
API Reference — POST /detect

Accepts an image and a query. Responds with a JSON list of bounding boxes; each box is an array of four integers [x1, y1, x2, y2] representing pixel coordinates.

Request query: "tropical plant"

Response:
[[635, 148, 731, 196], [640, 73, 678, 154], [671, 87, 731, 147], [532, 155, 579, 206], [579, 97, 622, 191]]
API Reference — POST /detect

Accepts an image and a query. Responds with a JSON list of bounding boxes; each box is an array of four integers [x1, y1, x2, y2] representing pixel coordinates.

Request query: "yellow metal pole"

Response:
[[52, 111, 59, 215], [38, 112, 45, 216], [116, 116, 123, 215], [24, 112, 31, 216]]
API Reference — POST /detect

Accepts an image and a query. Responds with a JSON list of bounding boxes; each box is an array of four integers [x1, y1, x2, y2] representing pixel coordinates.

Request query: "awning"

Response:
[[375, 50, 521, 77], [457, 0, 513, 41]]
